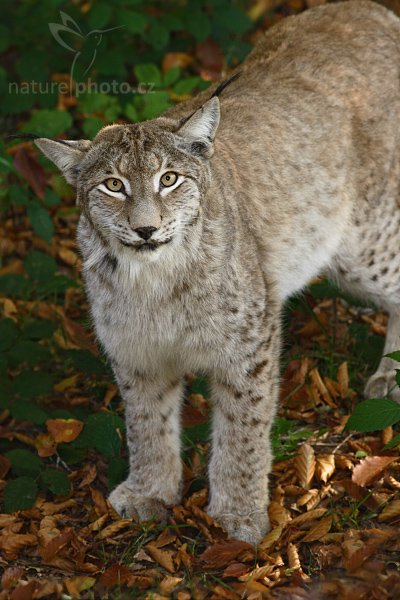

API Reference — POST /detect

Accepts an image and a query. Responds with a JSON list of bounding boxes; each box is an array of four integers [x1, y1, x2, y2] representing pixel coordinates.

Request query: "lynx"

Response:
[[35, 0, 400, 544]]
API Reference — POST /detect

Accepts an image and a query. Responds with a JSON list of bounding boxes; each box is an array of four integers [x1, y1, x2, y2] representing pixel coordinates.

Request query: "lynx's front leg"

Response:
[[208, 325, 280, 545], [108, 370, 184, 521]]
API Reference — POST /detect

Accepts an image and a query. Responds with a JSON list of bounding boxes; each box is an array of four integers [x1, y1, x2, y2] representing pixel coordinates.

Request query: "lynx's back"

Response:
[[169, 0, 400, 214]]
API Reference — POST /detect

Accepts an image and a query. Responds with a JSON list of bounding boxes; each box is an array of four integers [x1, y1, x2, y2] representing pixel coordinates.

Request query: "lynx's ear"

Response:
[[34, 138, 91, 186], [177, 97, 220, 158]]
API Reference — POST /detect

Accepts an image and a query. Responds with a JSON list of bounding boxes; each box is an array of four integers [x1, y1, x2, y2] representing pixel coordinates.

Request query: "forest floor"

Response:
[[1, 0, 400, 598], [1, 148, 400, 598]]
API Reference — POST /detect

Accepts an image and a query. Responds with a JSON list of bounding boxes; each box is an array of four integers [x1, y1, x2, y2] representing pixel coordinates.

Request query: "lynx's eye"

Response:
[[105, 178, 124, 192], [160, 172, 178, 187]]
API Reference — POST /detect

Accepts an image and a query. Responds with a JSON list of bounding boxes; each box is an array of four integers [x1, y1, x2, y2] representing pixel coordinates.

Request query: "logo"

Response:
[[49, 11, 123, 84]]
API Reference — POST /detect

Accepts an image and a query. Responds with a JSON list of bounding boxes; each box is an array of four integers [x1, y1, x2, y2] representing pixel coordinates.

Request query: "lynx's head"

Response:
[[35, 97, 220, 263]]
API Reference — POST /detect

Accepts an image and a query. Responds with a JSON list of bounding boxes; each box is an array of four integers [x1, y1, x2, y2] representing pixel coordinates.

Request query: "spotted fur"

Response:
[[35, 1, 400, 544]]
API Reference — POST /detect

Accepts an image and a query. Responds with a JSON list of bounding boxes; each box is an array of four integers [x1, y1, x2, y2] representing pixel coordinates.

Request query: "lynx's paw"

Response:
[[364, 372, 400, 403], [108, 482, 168, 522], [208, 510, 269, 545]]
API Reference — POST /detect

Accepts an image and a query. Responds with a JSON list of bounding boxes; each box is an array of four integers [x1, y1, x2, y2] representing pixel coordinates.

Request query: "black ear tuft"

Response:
[[5, 132, 42, 142], [210, 71, 241, 99]]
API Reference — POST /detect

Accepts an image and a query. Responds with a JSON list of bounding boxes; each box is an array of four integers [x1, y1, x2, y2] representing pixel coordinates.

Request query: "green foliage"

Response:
[[272, 417, 314, 462], [0, 0, 259, 516], [5, 449, 43, 477], [23, 109, 73, 138], [27, 203, 54, 242], [346, 398, 400, 432], [346, 349, 400, 433], [3, 477, 38, 513], [74, 412, 125, 459], [40, 468, 70, 496]]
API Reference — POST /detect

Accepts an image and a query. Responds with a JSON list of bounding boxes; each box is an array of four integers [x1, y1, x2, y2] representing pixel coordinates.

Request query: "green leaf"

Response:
[[0, 274, 29, 298], [65, 350, 104, 374], [43, 188, 60, 207], [0, 25, 10, 53], [24, 250, 57, 284], [10, 400, 49, 424], [162, 15, 183, 32], [41, 468, 70, 496], [7, 340, 51, 367], [13, 371, 54, 399], [107, 457, 128, 489], [57, 444, 86, 465], [214, 5, 252, 34], [0, 376, 13, 408], [124, 103, 139, 122], [5, 449, 43, 477], [384, 433, 400, 450], [184, 9, 210, 42], [22, 319, 55, 340], [0, 318, 19, 352], [188, 376, 209, 398], [23, 110, 73, 138], [117, 9, 148, 34], [183, 421, 210, 444], [396, 370, 400, 387], [40, 274, 77, 296], [78, 92, 118, 114], [27, 203, 54, 242], [163, 67, 180, 87], [141, 91, 170, 120], [386, 351, 400, 362], [16, 51, 49, 84], [147, 22, 169, 50], [0, 355, 7, 378], [75, 412, 125, 458], [87, 2, 112, 29], [9, 184, 29, 207], [82, 117, 104, 139], [346, 398, 400, 432], [134, 64, 162, 87], [3, 477, 38, 512], [174, 77, 202, 96]]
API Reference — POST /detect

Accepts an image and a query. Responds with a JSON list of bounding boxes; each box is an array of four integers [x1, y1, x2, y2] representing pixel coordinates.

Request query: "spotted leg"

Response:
[[108, 370, 184, 521], [207, 325, 280, 545]]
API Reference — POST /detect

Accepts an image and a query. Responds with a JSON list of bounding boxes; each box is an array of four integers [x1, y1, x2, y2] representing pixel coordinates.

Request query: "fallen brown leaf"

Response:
[[65, 575, 96, 596], [199, 540, 253, 569], [1, 566, 24, 590], [99, 564, 132, 589], [35, 432, 57, 457], [0, 532, 37, 560], [13, 147, 46, 199], [378, 498, 400, 522], [268, 500, 292, 527], [294, 443, 316, 489], [222, 562, 251, 578], [40, 527, 73, 562], [352, 456, 397, 487], [159, 575, 183, 594], [315, 455, 335, 483], [46, 418, 84, 443], [302, 516, 332, 542], [146, 544, 176, 573]]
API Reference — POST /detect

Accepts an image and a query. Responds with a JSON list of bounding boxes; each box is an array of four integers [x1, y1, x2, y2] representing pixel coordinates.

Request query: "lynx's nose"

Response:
[[134, 226, 157, 240]]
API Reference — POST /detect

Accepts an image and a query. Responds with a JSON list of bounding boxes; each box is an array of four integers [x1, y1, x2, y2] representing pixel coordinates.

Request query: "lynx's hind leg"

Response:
[[364, 307, 400, 402], [330, 194, 400, 403]]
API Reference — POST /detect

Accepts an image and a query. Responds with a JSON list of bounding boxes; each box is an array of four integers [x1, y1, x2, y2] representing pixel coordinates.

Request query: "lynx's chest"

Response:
[[83, 255, 231, 375]]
